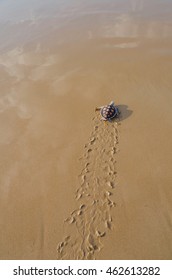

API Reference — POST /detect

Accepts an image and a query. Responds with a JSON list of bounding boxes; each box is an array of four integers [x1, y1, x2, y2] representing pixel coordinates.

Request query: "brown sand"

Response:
[[0, 0, 172, 259], [57, 115, 119, 259]]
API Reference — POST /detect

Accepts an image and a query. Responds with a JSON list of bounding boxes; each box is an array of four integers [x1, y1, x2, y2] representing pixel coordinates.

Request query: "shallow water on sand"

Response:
[[0, 0, 172, 259]]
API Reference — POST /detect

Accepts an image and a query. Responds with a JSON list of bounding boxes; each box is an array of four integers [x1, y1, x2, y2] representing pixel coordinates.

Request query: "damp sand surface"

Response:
[[0, 0, 172, 259]]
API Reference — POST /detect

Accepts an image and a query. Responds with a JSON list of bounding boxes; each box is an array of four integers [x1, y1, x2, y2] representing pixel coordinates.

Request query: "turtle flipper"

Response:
[[115, 107, 121, 121], [95, 106, 103, 111], [116, 108, 120, 116], [101, 117, 107, 121]]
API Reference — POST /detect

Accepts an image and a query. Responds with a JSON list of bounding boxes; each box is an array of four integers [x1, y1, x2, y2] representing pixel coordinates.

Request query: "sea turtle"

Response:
[[95, 101, 120, 121]]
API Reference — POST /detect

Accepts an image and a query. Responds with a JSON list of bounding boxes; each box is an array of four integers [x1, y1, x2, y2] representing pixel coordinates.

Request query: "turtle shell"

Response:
[[101, 104, 117, 120]]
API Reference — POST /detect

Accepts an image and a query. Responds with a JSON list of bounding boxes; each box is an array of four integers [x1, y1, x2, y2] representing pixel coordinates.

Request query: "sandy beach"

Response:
[[0, 0, 172, 260]]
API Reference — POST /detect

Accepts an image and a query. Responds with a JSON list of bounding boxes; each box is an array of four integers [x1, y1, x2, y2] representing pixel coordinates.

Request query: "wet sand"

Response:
[[0, 0, 172, 259]]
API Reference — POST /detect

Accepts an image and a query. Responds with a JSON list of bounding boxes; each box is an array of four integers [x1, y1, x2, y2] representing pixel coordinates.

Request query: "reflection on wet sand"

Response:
[[0, 0, 172, 259]]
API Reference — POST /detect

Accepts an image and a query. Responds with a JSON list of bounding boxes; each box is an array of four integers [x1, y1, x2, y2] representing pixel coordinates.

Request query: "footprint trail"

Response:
[[57, 113, 119, 259]]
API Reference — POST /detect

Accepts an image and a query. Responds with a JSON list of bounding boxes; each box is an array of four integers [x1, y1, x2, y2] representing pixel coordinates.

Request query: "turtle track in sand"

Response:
[[57, 113, 119, 259]]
